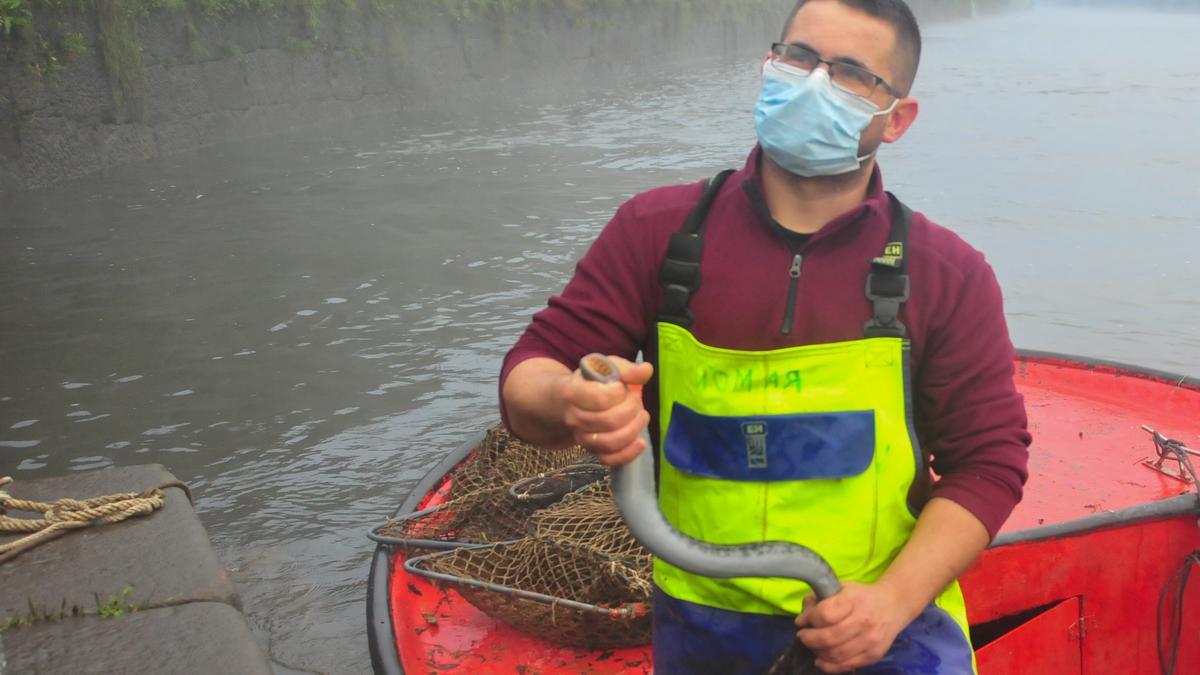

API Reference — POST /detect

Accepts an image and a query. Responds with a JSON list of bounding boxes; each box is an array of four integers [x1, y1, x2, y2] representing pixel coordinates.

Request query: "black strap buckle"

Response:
[[864, 273, 910, 338], [661, 283, 695, 328]]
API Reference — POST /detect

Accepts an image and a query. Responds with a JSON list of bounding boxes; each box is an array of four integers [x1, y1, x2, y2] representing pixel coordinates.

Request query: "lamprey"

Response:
[[578, 353, 840, 597], [579, 353, 838, 673]]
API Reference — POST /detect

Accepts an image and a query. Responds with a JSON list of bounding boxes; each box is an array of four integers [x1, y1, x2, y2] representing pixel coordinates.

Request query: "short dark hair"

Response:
[[781, 0, 922, 96]]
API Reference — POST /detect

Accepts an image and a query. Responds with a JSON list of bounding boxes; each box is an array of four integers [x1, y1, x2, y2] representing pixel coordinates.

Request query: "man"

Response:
[[499, 0, 1030, 672]]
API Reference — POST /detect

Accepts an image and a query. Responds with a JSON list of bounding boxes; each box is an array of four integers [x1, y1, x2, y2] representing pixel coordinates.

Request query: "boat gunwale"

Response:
[[367, 351, 1199, 674], [1015, 348, 1200, 391], [992, 492, 1198, 547]]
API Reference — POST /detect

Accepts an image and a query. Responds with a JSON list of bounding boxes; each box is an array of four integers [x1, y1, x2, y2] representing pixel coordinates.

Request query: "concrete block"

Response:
[[195, 10, 262, 58], [291, 50, 332, 101], [0, 103, 20, 187], [0, 465, 240, 619], [143, 64, 173, 123], [361, 53, 391, 94], [256, 6, 308, 50], [243, 49, 294, 105], [15, 115, 100, 189], [347, 91, 404, 121], [233, 102, 295, 139], [139, 9, 193, 67], [289, 97, 353, 130], [8, 67, 53, 117], [2, 602, 272, 675], [202, 58, 253, 111], [153, 110, 236, 156], [95, 123, 156, 166], [166, 63, 211, 118], [45, 48, 117, 123], [330, 51, 364, 101]]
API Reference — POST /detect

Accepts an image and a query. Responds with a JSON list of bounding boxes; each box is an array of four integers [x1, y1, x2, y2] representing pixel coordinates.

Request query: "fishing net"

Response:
[[376, 425, 593, 545], [383, 424, 654, 648]]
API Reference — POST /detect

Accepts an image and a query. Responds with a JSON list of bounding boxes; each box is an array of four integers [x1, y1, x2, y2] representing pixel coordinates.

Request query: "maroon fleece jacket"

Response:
[[501, 147, 1031, 539]]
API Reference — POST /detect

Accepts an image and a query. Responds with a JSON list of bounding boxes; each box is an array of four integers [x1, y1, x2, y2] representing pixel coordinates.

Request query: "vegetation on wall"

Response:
[[96, 0, 146, 120], [0, 0, 1029, 122], [0, 0, 780, 103]]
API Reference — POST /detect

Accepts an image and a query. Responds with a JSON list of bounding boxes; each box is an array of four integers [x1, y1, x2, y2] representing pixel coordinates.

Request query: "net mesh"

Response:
[[377, 425, 590, 545], [384, 424, 654, 648]]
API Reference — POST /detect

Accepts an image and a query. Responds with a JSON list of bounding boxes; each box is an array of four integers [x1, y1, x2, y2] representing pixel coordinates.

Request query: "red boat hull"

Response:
[[369, 351, 1200, 674], [969, 515, 1200, 673]]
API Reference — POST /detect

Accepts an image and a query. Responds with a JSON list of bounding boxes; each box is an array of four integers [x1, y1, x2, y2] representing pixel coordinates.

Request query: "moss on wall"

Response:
[[96, 0, 146, 120]]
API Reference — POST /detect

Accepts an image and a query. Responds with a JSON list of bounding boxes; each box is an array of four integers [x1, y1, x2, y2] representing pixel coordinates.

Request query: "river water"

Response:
[[2, 5, 1199, 674]]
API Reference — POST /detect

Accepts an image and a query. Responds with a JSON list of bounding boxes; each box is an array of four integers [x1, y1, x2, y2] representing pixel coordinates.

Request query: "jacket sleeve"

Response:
[[916, 252, 1031, 540], [498, 197, 662, 431]]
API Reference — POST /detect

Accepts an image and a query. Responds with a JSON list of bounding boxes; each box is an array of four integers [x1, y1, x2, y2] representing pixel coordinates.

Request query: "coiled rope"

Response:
[[0, 476, 192, 564]]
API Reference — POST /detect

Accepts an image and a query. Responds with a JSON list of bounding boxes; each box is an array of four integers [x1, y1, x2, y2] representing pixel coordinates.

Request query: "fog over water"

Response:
[[2, 5, 1199, 674]]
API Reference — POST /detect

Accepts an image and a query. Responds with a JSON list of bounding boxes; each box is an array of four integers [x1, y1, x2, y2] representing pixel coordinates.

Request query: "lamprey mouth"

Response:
[[580, 353, 620, 383]]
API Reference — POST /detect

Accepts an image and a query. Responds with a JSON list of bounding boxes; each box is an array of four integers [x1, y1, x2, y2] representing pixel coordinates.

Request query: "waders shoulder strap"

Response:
[[657, 169, 736, 328], [864, 194, 913, 339]]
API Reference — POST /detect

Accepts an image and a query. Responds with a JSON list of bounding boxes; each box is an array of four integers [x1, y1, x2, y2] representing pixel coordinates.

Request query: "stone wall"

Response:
[[0, 1, 798, 191], [0, 0, 1025, 192]]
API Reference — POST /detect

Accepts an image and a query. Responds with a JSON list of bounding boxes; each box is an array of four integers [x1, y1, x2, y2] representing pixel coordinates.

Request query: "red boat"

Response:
[[368, 350, 1200, 674]]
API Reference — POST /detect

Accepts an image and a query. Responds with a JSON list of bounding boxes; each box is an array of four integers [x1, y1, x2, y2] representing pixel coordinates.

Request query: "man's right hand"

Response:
[[502, 356, 653, 462], [560, 357, 654, 466]]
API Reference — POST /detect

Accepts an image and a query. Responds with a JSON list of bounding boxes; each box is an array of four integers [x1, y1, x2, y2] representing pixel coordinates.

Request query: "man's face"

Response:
[[780, 0, 903, 157]]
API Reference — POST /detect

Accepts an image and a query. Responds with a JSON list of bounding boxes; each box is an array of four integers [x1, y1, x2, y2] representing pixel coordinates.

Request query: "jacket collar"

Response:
[[738, 145, 890, 247]]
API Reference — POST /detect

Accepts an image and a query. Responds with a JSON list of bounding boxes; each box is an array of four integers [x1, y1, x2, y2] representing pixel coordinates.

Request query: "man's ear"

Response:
[[882, 97, 919, 144]]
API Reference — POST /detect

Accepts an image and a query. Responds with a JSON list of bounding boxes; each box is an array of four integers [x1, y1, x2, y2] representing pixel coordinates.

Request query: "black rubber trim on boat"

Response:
[[368, 428, 488, 675], [1015, 348, 1200, 391], [993, 492, 1200, 547]]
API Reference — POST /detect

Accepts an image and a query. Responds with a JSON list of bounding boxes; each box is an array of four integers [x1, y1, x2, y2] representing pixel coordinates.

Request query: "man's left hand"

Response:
[[794, 580, 913, 673]]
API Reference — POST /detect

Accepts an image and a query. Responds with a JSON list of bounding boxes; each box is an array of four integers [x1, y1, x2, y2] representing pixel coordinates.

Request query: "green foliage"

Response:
[[221, 41, 243, 60], [282, 34, 313, 53], [183, 18, 208, 59], [30, 29, 64, 76], [300, 0, 320, 38], [97, 0, 147, 121], [0, 597, 85, 634], [95, 586, 136, 619], [61, 29, 85, 54], [1, 0, 32, 36]]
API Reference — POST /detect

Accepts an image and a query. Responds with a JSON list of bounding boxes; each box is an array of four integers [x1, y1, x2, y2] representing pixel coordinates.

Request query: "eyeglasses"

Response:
[[769, 42, 900, 99]]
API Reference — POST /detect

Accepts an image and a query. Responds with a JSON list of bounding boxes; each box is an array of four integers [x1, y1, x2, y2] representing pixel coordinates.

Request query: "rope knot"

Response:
[[0, 477, 187, 564]]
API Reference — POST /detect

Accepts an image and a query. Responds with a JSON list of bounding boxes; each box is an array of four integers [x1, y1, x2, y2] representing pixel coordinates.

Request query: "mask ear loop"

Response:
[[874, 97, 900, 116], [854, 98, 900, 164]]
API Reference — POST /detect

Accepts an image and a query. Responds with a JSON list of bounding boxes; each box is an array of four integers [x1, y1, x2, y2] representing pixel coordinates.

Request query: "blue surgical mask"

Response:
[[754, 60, 897, 177]]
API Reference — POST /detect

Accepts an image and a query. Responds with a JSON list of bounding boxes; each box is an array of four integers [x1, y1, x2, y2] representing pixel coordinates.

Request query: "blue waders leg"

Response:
[[653, 588, 974, 675]]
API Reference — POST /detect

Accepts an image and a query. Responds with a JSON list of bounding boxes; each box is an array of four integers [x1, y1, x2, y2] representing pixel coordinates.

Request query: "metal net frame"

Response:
[[376, 424, 653, 648]]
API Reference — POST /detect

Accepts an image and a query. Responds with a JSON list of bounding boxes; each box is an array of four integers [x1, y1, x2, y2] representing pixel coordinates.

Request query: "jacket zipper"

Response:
[[780, 253, 803, 335]]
